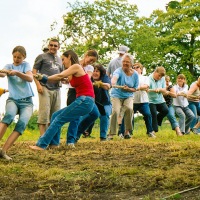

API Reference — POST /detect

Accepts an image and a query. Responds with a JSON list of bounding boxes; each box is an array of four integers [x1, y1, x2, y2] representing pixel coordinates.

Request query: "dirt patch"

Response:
[[0, 140, 200, 200]]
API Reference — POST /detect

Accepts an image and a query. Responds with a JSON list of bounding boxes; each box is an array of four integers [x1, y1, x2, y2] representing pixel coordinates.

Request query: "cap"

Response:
[[118, 45, 129, 54]]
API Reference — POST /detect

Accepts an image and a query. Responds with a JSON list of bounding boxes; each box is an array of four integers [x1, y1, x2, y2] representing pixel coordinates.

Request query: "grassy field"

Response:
[[0, 119, 200, 200]]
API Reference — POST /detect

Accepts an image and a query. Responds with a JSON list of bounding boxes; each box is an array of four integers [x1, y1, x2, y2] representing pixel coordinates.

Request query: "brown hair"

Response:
[[177, 74, 187, 86], [12, 46, 26, 58], [62, 50, 79, 65], [49, 38, 60, 46], [93, 63, 106, 79], [85, 50, 98, 60]]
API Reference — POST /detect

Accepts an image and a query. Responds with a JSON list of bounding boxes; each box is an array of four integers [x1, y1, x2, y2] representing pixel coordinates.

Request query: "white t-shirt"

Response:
[[134, 75, 149, 103]]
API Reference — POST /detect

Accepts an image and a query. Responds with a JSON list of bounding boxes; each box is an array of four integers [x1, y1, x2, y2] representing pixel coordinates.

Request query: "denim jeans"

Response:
[[81, 104, 112, 139], [36, 96, 95, 149], [149, 102, 169, 132], [188, 101, 200, 128], [2, 97, 33, 134], [76, 104, 100, 141], [133, 103, 153, 133], [174, 106, 195, 134], [166, 105, 179, 130], [120, 102, 153, 134], [66, 119, 81, 144]]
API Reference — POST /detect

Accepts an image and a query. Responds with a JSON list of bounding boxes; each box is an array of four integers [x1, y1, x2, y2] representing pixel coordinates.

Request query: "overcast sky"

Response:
[[0, 0, 171, 113]]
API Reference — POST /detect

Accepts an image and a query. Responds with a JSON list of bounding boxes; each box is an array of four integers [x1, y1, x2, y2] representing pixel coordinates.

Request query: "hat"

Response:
[[118, 45, 129, 54]]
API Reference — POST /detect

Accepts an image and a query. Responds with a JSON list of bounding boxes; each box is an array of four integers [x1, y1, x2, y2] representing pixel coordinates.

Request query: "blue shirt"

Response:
[[111, 67, 139, 98], [148, 73, 166, 104], [4, 62, 34, 100]]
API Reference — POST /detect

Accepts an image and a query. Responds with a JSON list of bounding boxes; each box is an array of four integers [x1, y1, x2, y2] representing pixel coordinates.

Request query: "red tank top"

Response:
[[70, 74, 95, 98]]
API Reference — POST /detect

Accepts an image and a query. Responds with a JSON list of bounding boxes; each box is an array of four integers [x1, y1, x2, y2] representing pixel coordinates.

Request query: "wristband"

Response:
[[40, 75, 48, 84]]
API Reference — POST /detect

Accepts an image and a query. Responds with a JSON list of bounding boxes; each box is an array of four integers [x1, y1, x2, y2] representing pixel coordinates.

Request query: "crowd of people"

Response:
[[0, 40, 199, 160]]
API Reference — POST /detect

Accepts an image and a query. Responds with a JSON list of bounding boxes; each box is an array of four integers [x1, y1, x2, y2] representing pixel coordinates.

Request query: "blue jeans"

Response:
[[174, 106, 195, 134], [36, 96, 95, 149], [81, 104, 112, 139], [134, 103, 153, 133], [188, 101, 200, 128], [2, 97, 33, 134], [166, 105, 179, 130], [99, 104, 112, 139], [76, 104, 100, 141], [120, 103, 153, 134], [66, 119, 81, 144], [149, 102, 169, 132]]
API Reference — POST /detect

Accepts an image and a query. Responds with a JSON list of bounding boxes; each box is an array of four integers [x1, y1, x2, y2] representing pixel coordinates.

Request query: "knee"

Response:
[[15, 120, 27, 134], [1, 113, 15, 125]]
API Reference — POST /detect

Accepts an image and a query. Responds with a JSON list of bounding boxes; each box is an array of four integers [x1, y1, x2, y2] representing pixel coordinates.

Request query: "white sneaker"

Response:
[[148, 131, 156, 138], [67, 143, 75, 148], [0, 149, 12, 160], [118, 133, 124, 139]]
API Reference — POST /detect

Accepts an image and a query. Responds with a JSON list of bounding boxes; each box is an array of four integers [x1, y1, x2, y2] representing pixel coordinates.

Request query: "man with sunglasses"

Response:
[[33, 38, 63, 136]]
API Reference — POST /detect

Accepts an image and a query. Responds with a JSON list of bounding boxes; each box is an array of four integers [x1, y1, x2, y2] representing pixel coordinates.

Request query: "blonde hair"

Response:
[[165, 75, 170, 81], [155, 66, 166, 77], [133, 62, 143, 71]]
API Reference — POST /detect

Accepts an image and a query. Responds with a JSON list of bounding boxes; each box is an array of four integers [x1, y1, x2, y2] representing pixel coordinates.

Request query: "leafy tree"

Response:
[[54, 0, 138, 63], [150, 0, 200, 82], [50, 0, 199, 83]]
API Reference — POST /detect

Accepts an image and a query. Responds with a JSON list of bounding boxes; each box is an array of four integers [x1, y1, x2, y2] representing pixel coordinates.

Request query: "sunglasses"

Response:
[[134, 66, 140, 69], [49, 44, 58, 48]]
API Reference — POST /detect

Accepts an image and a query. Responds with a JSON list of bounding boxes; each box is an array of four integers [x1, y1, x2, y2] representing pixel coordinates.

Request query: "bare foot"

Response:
[[176, 131, 183, 136], [29, 145, 45, 151]]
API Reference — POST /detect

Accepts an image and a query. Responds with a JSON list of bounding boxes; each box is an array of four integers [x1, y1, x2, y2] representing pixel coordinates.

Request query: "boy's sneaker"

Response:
[[67, 143, 75, 148], [118, 133, 124, 139], [0, 149, 12, 160], [148, 131, 156, 138], [124, 134, 131, 139]]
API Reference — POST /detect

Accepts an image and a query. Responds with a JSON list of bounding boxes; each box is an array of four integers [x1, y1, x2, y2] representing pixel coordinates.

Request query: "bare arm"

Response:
[[47, 64, 85, 82], [187, 83, 198, 95], [8, 70, 33, 82], [111, 76, 118, 85]]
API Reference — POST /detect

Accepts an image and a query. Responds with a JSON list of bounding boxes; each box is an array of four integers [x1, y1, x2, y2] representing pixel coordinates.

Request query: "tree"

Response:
[[54, 0, 138, 63], [51, 0, 199, 83], [150, 0, 200, 82]]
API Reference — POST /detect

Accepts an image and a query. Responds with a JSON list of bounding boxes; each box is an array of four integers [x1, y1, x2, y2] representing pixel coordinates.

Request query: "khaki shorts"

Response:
[[37, 86, 61, 124]]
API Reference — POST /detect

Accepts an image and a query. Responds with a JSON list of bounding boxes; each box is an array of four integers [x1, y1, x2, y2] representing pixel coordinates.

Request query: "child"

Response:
[[0, 46, 34, 160], [173, 74, 195, 134]]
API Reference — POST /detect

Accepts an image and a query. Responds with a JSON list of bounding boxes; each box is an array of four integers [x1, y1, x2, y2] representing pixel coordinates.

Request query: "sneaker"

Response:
[[0, 149, 12, 160], [148, 131, 156, 138], [124, 134, 131, 139], [118, 133, 124, 139], [192, 128, 200, 134], [67, 143, 75, 148]]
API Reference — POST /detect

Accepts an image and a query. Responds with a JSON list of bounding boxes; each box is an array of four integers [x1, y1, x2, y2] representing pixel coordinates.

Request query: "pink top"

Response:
[[70, 74, 95, 98]]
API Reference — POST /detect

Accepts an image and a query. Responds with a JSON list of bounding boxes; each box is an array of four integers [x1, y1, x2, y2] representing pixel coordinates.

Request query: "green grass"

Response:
[[0, 119, 200, 200]]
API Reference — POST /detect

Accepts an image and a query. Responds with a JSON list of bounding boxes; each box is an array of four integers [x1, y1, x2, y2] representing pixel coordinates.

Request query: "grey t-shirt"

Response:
[[33, 53, 63, 90]]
